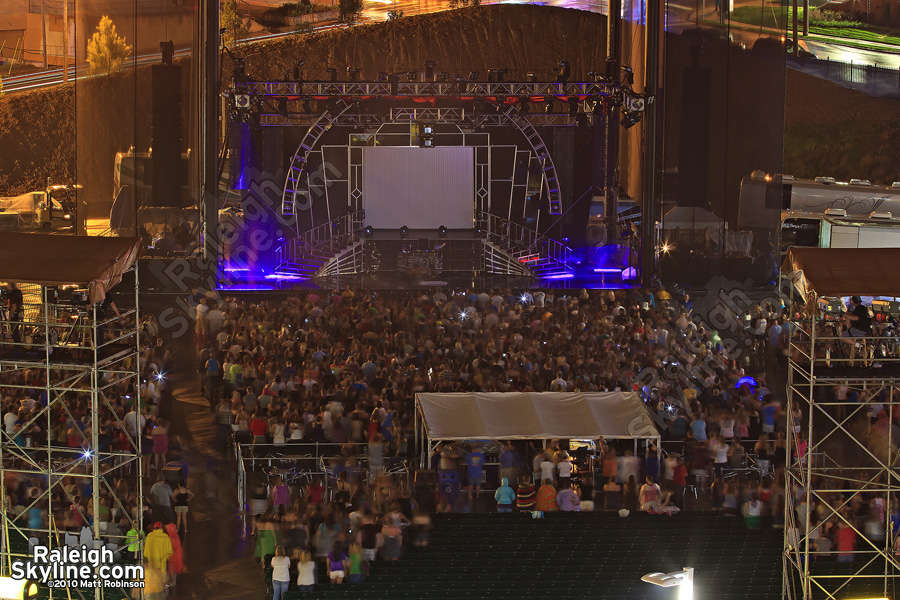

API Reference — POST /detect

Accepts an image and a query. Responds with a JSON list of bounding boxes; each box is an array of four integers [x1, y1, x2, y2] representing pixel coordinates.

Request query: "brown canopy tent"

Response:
[[0, 232, 141, 303], [783, 247, 900, 301]]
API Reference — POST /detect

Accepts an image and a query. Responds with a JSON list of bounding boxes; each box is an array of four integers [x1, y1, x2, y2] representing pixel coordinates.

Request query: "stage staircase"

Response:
[[274, 212, 364, 278]]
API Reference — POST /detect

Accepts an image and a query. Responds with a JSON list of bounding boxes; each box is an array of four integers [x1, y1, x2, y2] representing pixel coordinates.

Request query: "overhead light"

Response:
[[621, 112, 642, 129], [400, 226, 409, 239], [438, 225, 448, 239], [364, 226, 374, 239], [0, 577, 39, 600], [641, 568, 694, 600]]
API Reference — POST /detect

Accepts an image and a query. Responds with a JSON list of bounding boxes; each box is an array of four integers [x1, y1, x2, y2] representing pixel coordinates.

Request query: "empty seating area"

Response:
[[284, 512, 782, 600]]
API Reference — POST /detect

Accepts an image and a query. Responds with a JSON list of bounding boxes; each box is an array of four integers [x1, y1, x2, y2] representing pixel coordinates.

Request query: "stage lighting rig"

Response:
[[557, 60, 571, 83], [620, 111, 642, 129], [488, 68, 507, 82], [347, 66, 360, 82], [292, 60, 305, 81], [518, 96, 530, 117], [526, 72, 537, 82], [327, 67, 338, 82], [407, 70, 419, 82], [468, 71, 479, 81], [424, 60, 437, 80]]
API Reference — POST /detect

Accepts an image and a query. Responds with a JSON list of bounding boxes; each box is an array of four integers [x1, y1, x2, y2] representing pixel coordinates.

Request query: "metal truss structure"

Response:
[[784, 297, 900, 600], [0, 273, 143, 599], [260, 108, 581, 128], [234, 80, 619, 101]]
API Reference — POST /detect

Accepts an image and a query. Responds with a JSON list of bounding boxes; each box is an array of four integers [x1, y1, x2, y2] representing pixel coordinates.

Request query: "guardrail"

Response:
[[788, 55, 900, 100]]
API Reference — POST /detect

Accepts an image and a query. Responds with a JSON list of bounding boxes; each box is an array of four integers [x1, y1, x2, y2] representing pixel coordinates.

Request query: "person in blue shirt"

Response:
[[494, 478, 516, 512], [465, 447, 485, 495]]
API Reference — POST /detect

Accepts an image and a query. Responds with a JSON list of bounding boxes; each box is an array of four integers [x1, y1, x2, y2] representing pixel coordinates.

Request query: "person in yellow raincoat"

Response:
[[144, 522, 173, 574]]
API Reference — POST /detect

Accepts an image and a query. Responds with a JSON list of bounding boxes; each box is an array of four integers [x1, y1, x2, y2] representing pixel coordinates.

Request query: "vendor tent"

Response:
[[415, 392, 660, 441], [0, 232, 141, 304], [782, 247, 900, 300]]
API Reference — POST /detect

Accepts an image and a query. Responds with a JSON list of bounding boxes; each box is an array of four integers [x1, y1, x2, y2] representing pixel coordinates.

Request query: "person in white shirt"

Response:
[[550, 374, 567, 392], [295, 550, 316, 591], [557, 454, 573, 481], [540, 457, 556, 484], [271, 546, 291, 600]]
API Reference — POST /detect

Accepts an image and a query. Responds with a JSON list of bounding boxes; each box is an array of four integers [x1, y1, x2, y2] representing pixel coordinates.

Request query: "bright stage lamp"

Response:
[[641, 567, 694, 600], [0, 577, 39, 600]]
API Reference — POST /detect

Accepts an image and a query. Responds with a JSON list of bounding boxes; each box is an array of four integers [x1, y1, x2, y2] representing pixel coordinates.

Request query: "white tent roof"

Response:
[[415, 392, 660, 441]]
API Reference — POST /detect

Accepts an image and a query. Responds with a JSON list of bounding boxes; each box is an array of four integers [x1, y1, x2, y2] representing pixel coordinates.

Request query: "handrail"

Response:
[[275, 211, 364, 272], [477, 210, 573, 270]]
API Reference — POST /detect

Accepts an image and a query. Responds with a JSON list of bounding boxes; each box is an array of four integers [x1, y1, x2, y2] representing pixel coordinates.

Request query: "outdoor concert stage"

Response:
[[215, 77, 643, 292]]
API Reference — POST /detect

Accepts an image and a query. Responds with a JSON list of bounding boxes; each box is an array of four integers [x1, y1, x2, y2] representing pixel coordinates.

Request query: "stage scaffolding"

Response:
[[783, 292, 900, 600], [0, 268, 142, 599]]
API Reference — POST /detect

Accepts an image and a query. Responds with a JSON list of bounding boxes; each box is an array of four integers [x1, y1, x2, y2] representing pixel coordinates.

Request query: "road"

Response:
[[667, 0, 900, 68], [4, 0, 898, 93]]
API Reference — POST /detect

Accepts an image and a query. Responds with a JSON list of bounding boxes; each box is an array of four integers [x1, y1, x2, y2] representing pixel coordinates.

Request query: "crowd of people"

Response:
[[6, 281, 897, 599]]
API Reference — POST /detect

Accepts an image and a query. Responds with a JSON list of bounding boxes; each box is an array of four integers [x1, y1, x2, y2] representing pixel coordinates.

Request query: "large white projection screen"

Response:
[[362, 147, 475, 229]]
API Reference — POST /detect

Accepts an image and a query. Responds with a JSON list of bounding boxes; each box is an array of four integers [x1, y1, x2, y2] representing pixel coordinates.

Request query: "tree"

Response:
[[86, 16, 132, 75], [221, 0, 249, 45], [339, 0, 363, 24]]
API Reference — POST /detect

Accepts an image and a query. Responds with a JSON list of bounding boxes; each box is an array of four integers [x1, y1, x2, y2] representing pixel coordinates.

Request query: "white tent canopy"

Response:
[[415, 392, 660, 441]]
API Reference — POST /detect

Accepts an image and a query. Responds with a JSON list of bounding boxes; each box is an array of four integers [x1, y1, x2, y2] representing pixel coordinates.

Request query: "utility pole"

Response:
[[41, 0, 48, 69], [792, 0, 799, 56], [802, 0, 809, 35], [63, 0, 69, 82]]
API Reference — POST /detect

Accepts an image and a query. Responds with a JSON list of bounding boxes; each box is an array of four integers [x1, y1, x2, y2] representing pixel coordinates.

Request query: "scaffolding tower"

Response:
[[783, 252, 900, 600], [0, 248, 142, 599]]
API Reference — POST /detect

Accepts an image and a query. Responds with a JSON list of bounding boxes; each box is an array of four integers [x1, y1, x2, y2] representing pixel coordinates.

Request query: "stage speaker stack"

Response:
[[151, 63, 184, 207], [676, 48, 712, 208]]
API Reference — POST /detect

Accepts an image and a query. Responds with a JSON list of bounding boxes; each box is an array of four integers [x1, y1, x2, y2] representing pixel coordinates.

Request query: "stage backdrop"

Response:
[[362, 146, 475, 229]]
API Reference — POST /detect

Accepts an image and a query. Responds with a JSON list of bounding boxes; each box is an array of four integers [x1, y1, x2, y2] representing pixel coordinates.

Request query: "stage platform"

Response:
[[219, 268, 633, 292]]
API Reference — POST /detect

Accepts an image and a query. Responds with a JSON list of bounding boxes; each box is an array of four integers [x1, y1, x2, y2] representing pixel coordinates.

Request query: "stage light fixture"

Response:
[[438, 225, 448, 239], [544, 97, 554, 114], [327, 67, 338, 82], [468, 71, 479, 81], [347, 67, 360, 82], [424, 60, 437, 80], [526, 72, 537, 82], [557, 59, 570, 83], [364, 226, 374, 239], [518, 96, 530, 117], [400, 226, 410, 239], [621, 112, 643, 129], [488, 68, 508, 82], [407, 70, 419, 82], [378, 71, 388, 81], [440, 71, 450, 81]]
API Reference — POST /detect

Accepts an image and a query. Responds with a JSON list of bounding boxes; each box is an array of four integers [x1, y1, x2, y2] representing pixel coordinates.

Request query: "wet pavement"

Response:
[[160, 342, 263, 600]]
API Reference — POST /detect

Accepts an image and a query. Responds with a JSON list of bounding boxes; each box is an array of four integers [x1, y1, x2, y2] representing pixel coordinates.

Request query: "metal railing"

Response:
[[788, 55, 900, 100], [274, 211, 364, 273], [478, 210, 574, 273]]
